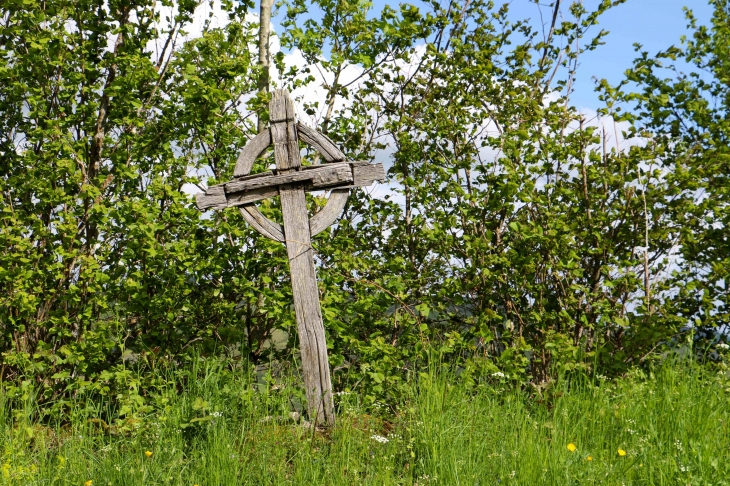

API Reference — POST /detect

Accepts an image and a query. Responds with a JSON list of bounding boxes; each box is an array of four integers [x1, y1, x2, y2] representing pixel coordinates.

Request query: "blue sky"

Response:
[[536, 0, 715, 109], [273, 0, 715, 111], [483, 0, 715, 109]]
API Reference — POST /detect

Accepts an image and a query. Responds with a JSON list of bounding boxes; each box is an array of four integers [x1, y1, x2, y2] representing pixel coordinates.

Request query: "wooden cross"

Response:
[[196, 89, 384, 426]]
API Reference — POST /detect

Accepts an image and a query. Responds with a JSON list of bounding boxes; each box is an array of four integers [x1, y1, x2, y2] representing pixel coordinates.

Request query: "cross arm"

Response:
[[196, 161, 384, 210]]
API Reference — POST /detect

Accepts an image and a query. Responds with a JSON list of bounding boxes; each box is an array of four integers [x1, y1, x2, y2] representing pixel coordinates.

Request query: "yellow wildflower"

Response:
[[145, 451, 153, 458], [85, 481, 93, 486], [587, 456, 593, 461], [567, 443, 577, 452], [618, 448, 626, 457]]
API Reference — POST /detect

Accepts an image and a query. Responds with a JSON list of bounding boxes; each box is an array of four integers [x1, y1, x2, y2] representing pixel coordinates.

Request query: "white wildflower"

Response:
[[717, 343, 730, 350], [492, 372, 506, 378], [371, 434, 389, 444]]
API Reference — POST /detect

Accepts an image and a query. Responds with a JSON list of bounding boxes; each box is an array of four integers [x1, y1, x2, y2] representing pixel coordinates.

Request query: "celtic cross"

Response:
[[196, 89, 384, 426]]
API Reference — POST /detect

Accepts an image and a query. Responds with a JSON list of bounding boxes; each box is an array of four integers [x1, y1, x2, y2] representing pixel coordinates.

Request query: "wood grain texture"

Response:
[[270, 90, 299, 171], [196, 185, 226, 210], [226, 162, 352, 193], [296, 123, 346, 162], [270, 89, 335, 426], [309, 189, 350, 237], [352, 161, 386, 186], [226, 186, 280, 207], [233, 130, 272, 178], [196, 161, 383, 210], [239, 204, 285, 242]]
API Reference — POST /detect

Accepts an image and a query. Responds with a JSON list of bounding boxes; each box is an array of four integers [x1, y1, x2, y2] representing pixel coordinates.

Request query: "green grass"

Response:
[[2, 359, 729, 485]]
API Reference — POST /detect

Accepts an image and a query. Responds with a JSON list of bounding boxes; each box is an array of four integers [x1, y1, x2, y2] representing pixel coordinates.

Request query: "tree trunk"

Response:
[[257, 0, 273, 133]]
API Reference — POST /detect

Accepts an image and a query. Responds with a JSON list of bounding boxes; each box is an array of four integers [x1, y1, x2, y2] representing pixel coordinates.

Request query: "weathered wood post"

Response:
[[196, 89, 384, 426]]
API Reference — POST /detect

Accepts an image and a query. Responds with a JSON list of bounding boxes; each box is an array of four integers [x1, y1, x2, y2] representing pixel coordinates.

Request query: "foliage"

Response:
[[1, 0, 729, 417], [604, 0, 730, 334], [285, 0, 730, 391], [1, 356, 730, 484], [0, 0, 292, 406]]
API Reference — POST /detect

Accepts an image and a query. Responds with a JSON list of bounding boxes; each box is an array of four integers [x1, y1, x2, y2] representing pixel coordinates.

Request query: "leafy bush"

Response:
[[1, 0, 728, 415]]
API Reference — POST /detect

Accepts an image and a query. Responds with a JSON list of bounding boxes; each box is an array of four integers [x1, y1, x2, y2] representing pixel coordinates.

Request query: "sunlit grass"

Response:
[[1, 358, 729, 485]]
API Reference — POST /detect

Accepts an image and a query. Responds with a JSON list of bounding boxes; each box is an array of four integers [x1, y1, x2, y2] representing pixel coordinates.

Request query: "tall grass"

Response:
[[1, 357, 729, 485]]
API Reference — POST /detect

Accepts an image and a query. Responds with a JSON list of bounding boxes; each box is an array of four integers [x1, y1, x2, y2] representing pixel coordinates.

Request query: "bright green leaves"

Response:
[[321, 0, 691, 385], [2, 0, 727, 417], [610, 0, 730, 334], [0, 0, 273, 405]]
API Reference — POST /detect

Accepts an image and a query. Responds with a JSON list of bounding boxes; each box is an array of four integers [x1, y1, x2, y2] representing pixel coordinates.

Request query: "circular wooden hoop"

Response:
[[233, 124, 350, 242]]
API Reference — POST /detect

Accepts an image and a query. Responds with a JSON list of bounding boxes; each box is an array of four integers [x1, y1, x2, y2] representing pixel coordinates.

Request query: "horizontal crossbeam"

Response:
[[196, 161, 384, 210]]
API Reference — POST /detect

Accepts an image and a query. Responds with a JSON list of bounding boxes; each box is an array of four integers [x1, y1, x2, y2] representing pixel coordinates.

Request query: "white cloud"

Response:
[[148, 1, 236, 55], [173, 1, 644, 213]]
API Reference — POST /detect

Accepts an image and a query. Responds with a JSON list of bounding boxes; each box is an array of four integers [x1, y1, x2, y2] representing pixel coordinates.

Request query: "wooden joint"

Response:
[[196, 161, 385, 211]]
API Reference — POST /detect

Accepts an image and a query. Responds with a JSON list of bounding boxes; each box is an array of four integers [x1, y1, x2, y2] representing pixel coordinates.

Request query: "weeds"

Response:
[[1, 357, 729, 485]]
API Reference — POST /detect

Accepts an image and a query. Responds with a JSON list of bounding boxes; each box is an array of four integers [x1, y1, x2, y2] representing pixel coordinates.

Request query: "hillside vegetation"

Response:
[[1, 0, 729, 474], [2, 357, 730, 484]]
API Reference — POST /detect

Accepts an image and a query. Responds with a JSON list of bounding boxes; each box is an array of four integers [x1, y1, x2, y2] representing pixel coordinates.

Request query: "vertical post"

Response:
[[270, 89, 335, 426], [257, 0, 273, 133]]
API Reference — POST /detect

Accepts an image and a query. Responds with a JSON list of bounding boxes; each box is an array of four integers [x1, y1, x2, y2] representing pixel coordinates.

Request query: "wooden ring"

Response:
[[232, 124, 351, 242]]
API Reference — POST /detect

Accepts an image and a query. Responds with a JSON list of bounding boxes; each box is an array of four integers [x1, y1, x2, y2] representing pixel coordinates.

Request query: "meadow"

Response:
[[3, 1, 730, 484], [1, 356, 729, 485]]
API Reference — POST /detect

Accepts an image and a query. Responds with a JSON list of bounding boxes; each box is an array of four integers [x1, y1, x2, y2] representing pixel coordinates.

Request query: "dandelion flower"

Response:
[[145, 451, 153, 458], [85, 481, 92, 486], [587, 456, 593, 461], [567, 443, 577, 452], [617, 449, 626, 457]]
